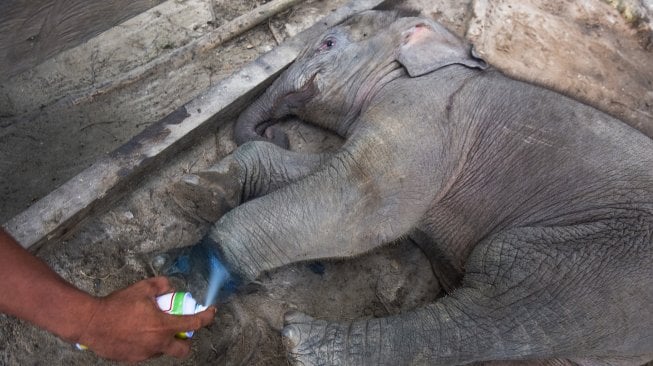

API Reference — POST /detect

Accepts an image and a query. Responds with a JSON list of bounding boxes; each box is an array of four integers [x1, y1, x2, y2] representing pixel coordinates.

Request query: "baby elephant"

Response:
[[174, 8, 653, 366]]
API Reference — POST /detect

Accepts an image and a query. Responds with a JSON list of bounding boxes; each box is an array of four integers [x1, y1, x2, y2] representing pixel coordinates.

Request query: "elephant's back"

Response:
[[432, 69, 653, 230], [459, 70, 653, 174]]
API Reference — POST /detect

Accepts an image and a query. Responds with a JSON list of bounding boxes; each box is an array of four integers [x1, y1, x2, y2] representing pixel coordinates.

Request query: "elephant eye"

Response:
[[317, 37, 336, 52]]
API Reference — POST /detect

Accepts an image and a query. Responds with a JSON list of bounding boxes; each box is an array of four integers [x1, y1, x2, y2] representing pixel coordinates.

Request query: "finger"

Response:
[[194, 307, 217, 329], [142, 276, 175, 297], [168, 307, 216, 332], [163, 339, 192, 359]]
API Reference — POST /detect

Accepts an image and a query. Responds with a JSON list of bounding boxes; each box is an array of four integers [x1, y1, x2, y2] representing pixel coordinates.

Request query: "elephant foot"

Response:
[[283, 311, 347, 365], [169, 160, 242, 223], [283, 311, 379, 366]]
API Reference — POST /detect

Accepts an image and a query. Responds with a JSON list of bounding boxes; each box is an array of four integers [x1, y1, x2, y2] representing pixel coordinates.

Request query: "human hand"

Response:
[[77, 277, 216, 362]]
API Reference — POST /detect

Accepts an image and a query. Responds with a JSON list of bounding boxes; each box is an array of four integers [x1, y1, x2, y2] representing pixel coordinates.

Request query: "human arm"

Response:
[[0, 227, 215, 362]]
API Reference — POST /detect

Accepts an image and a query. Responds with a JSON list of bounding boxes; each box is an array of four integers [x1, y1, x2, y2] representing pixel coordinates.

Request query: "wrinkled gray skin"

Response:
[[173, 9, 653, 366]]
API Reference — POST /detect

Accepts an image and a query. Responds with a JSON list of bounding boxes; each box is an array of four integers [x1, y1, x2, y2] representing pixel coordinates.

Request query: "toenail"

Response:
[[282, 326, 299, 348], [181, 174, 200, 185]]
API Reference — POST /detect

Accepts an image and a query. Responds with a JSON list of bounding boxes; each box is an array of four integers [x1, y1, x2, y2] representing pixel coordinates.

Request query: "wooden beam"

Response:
[[69, 0, 308, 106], [3, 0, 385, 250]]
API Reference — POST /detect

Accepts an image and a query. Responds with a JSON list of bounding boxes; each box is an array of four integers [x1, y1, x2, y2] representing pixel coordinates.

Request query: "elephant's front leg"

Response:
[[207, 128, 441, 282], [170, 141, 328, 223]]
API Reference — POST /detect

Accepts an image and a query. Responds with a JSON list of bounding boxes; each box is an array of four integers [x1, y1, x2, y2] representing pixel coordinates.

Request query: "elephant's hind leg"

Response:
[[282, 222, 653, 365]]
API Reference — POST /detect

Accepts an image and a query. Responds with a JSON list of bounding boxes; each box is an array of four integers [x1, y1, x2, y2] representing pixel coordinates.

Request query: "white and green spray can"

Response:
[[156, 291, 207, 339]]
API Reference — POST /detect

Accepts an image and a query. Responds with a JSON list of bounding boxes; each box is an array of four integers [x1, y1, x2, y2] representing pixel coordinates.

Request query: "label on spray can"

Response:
[[76, 291, 207, 350], [156, 292, 207, 339]]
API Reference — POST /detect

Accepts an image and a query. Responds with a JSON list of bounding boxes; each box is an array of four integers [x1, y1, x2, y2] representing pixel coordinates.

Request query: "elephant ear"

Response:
[[397, 20, 487, 77]]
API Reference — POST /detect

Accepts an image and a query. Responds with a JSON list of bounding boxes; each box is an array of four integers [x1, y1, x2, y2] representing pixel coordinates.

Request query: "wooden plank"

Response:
[[0, 0, 165, 79], [3, 0, 385, 250], [68, 0, 307, 106]]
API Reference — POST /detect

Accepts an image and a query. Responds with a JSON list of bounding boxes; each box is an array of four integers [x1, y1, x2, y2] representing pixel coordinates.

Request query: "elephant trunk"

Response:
[[234, 73, 318, 148], [233, 86, 285, 147], [234, 75, 295, 148]]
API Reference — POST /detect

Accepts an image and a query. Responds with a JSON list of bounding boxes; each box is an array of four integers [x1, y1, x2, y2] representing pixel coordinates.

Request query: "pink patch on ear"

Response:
[[402, 23, 432, 46]]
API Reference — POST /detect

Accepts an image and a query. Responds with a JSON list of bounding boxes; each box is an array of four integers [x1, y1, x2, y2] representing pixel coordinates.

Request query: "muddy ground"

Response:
[[0, 0, 652, 365]]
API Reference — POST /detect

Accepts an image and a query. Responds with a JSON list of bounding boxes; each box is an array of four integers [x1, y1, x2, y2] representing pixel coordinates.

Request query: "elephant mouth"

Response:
[[272, 73, 319, 119], [254, 119, 282, 141]]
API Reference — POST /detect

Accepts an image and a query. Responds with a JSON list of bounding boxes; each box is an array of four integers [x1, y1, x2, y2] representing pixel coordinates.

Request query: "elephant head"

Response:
[[233, 10, 487, 147]]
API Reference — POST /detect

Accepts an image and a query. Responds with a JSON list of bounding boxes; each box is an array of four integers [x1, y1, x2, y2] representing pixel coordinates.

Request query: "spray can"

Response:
[[156, 292, 207, 339], [76, 291, 206, 350]]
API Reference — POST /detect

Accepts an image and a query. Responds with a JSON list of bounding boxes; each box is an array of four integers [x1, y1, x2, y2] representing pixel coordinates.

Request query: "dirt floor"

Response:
[[0, 0, 652, 365]]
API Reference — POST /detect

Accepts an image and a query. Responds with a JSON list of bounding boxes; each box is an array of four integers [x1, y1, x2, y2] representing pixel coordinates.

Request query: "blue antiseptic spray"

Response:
[[198, 237, 239, 306], [162, 237, 239, 306], [204, 250, 231, 306]]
